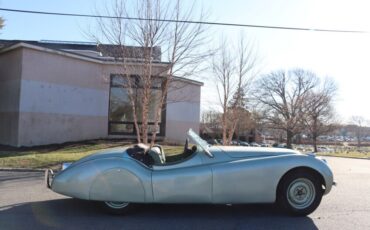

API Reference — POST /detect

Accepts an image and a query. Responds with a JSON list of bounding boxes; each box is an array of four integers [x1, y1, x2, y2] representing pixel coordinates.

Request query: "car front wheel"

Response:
[[278, 171, 323, 216], [102, 201, 132, 215]]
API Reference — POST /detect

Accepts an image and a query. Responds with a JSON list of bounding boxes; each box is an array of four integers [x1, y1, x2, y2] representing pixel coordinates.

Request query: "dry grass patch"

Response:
[[0, 140, 183, 169]]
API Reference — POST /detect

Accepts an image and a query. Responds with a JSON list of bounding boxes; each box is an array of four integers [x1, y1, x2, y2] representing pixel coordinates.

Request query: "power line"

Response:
[[0, 7, 367, 33]]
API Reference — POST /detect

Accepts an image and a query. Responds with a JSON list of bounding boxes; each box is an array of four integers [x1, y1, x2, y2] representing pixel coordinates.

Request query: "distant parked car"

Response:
[[239, 141, 250, 146], [231, 140, 239, 145], [260, 143, 270, 147], [316, 146, 334, 153], [277, 143, 288, 148], [250, 142, 261, 147], [273, 143, 288, 148], [207, 139, 219, 145]]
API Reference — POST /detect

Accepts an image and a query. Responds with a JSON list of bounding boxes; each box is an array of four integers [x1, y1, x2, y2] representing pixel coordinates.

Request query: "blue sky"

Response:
[[1, 0, 370, 123]]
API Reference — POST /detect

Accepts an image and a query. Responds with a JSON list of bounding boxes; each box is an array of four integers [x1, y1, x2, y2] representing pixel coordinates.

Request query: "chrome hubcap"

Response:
[[105, 201, 129, 209], [287, 178, 315, 209]]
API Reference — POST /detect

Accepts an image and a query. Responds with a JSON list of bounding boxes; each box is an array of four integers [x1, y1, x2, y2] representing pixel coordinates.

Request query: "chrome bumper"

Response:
[[45, 169, 54, 189]]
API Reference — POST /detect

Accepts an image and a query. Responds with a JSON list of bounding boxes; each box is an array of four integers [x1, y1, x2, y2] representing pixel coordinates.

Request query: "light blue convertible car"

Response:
[[46, 129, 335, 216]]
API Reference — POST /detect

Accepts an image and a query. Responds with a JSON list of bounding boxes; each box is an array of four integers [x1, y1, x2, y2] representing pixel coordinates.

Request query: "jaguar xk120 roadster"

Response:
[[46, 129, 335, 216]]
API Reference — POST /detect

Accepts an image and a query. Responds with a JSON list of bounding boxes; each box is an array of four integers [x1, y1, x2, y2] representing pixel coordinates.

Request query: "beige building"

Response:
[[0, 40, 202, 147]]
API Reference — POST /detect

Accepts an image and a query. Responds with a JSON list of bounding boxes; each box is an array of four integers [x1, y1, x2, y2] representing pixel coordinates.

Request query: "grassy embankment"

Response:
[[0, 140, 183, 169]]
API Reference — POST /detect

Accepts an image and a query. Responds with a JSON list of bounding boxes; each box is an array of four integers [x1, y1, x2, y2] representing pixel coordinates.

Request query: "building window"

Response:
[[108, 74, 166, 136]]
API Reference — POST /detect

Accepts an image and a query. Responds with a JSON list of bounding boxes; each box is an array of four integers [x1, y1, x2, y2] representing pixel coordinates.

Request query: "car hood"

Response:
[[215, 146, 300, 158]]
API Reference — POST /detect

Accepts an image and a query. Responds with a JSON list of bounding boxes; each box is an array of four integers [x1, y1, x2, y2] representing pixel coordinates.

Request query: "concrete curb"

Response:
[[0, 168, 46, 172], [318, 155, 370, 160]]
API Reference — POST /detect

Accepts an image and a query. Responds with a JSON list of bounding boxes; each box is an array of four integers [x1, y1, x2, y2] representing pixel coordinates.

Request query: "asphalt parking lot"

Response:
[[0, 157, 369, 230]]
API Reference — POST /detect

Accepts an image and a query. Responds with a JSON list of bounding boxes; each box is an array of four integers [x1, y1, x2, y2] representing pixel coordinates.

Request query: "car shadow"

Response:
[[0, 198, 319, 230]]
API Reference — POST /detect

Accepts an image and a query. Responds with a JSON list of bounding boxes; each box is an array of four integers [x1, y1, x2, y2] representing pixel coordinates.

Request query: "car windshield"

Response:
[[187, 129, 213, 157]]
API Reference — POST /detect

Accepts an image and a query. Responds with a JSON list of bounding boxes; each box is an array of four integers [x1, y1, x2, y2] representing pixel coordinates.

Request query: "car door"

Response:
[[151, 153, 212, 203], [210, 157, 281, 204]]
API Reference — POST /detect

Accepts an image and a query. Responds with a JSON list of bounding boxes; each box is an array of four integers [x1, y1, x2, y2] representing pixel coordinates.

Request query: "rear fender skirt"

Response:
[[89, 168, 146, 202]]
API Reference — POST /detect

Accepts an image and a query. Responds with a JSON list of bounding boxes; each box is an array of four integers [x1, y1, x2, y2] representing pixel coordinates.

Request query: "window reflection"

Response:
[[109, 88, 133, 122], [110, 123, 134, 133], [108, 74, 165, 135], [136, 89, 162, 122]]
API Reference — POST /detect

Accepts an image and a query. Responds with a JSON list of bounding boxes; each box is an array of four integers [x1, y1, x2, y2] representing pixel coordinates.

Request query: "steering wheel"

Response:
[[184, 138, 189, 154]]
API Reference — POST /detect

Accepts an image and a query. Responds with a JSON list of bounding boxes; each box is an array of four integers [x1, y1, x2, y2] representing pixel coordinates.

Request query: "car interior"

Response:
[[126, 139, 197, 167]]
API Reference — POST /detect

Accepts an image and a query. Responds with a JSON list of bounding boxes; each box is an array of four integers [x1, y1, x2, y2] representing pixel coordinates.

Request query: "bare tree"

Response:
[[234, 108, 254, 141], [148, 0, 210, 145], [253, 69, 318, 148], [91, 0, 210, 145], [212, 35, 259, 145], [201, 110, 222, 138], [303, 78, 337, 152], [351, 116, 367, 148], [201, 110, 222, 130], [213, 39, 234, 145]]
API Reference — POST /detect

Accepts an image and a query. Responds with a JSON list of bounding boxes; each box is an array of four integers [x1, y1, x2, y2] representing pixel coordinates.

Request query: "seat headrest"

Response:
[[148, 146, 165, 164], [134, 143, 149, 152], [151, 146, 161, 154]]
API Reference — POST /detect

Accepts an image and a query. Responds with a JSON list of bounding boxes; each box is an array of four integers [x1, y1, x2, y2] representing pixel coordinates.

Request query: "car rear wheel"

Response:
[[277, 171, 323, 216], [102, 201, 132, 215]]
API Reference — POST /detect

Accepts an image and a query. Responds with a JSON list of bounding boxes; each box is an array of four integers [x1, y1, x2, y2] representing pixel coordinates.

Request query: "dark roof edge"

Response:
[[173, 76, 204, 86], [0, 42, 169, 66], [0, 39, 160, 50]]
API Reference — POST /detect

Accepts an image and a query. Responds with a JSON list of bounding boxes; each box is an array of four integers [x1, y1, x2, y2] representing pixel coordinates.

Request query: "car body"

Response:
[[317, 146, 334, 153], [46, 129, 335, 216], [238, 141, 250, 146], [206, 139, 219, 145], [274, 143, 288, 148], [231, 140, 237, 145], [249, 142, 261, 147]]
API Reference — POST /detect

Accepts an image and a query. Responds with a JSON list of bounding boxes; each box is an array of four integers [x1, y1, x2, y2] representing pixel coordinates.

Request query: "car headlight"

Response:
[[320, 158, 327, 164], [62, 162, 72, 170], [316, 157, 327, 164]]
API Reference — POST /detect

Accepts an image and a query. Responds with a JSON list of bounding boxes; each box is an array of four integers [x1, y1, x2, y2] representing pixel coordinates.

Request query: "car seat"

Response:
[[148, 145, 166, 165]]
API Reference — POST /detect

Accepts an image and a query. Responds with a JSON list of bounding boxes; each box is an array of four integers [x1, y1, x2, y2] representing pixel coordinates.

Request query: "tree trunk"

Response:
[[150, 101, 163, 146], [125, 74, 141, 143], [150, 78, 169, 146], [227, 127, 233, 145], [313, 119, 318, 152], [357, 134, 361, 149], [141, 86, 150, 144], [222, 112, 227, 145], [227, 114, 239, 145], [313, 134, 318, 152], [356, 126, 362, 149], [286, 129, 293, 149]]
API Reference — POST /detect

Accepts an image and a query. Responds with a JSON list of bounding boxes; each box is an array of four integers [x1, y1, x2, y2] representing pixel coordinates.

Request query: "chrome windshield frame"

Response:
[[187, 129, 214, 158]]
